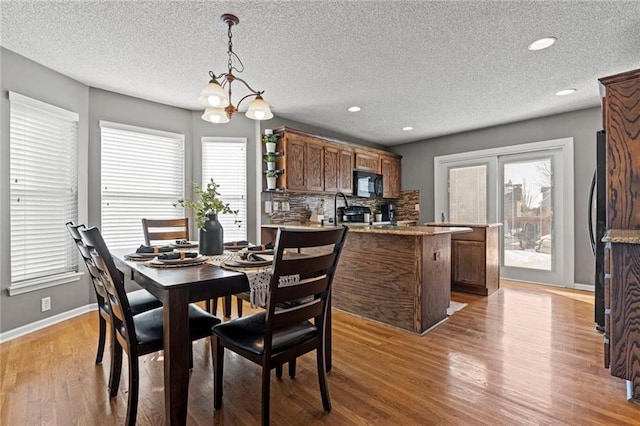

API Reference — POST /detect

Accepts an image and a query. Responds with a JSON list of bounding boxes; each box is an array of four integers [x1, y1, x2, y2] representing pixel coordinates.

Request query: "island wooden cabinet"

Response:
[[380, 154, 401, 198], [427, 223, 501, 296], [354, 150, 380, 173]]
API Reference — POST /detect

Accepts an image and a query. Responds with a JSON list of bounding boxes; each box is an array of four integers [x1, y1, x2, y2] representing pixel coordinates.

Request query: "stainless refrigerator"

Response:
[[589, 130, 606, 331]]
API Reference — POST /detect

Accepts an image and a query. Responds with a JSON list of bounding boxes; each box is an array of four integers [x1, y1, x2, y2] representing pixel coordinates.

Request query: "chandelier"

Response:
[[200, 14, 273, 124]]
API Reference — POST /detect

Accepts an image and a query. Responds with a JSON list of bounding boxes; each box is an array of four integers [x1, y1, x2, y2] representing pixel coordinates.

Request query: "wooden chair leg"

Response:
[[213, 337, 224, 409], [189, 343, 193, 370], [212, 298, 218, 316], [316, 346, 331, 412], [223, 295, 232, 317], [288, 359, 296, 378], [125, 352, 140, 426], [96, 314, 107, 364], [236, 297, 243, 317], [206, 299, 212, 313], [275, 365, 283, 378], [261, 365, 271, 426], [108, 336, 123, 398]]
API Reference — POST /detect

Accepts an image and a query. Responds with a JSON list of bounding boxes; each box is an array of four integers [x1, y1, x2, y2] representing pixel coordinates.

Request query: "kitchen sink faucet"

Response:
[[334, 192, 350, 225]]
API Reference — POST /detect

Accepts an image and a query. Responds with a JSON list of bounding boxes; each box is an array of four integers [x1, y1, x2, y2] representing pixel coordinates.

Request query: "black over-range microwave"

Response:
[[353, 171, 383, 198]]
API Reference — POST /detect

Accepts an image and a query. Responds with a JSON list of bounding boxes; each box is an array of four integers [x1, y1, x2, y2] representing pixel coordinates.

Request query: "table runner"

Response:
[[207, 252, 272, 307]]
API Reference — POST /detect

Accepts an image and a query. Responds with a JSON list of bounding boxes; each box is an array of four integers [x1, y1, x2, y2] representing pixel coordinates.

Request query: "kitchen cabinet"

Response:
[[427, 223, 501, 296], [355, 150, 380, 173], [281, 132, 306, 191], [338, 148, 354, 194], [325, 145, 354, 194], [599, 68, 640, 402], [306, 140, 324, 192], [380, 154, 401, 198], [273, 126, 400, 197]]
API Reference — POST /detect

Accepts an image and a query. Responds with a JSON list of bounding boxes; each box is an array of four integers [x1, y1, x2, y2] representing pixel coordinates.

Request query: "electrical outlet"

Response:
[[414, 203, 420, 211], [264, 201, 272, 213], [41, 297, 51, 312], [273, 201, 279, 211]]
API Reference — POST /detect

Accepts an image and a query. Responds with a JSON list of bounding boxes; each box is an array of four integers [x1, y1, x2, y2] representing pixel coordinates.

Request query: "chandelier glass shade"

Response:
[[200, 14, 272, 123]]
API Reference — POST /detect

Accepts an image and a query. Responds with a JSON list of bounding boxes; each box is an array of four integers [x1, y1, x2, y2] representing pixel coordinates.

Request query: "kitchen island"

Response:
[[262, 223, 471, 334]]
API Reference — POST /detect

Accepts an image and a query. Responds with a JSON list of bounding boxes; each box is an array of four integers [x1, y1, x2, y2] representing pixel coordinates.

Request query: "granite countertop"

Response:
[[263, 222, 471, 236], [602, 229, 640, 244], [425, 222, 503, 228]]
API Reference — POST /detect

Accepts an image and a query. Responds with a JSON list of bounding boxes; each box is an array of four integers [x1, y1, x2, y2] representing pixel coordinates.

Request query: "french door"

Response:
[[434, 139, 574, 287]]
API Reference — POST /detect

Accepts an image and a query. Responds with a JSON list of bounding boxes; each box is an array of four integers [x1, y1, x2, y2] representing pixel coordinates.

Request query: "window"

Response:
[[101, 121, 185, 250], [9, 92, 80, 294], [202, 137, 247, 241]]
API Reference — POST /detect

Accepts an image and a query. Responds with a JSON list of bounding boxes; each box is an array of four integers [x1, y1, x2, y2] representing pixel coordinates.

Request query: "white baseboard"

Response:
[[574, 283, 595, 292], [0, 303, 98, 344]]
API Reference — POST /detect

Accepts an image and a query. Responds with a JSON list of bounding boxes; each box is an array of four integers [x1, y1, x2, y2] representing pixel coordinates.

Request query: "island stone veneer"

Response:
[[262, 223, 471, 334]]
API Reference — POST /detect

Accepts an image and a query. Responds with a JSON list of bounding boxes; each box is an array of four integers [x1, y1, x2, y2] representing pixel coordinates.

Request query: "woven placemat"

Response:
[[144, 257, 209, 268], [124, 254, 154, 261]]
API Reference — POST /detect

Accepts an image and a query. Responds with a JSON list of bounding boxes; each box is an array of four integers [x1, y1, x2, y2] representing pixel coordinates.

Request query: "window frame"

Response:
[[8, 92, 82, 296]]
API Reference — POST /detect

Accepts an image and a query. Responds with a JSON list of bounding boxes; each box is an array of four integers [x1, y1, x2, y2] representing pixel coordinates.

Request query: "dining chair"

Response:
[[66, 222, 162, 366], [141, 218, 189, 245], [211, 226, 348, 425], [141, 217, 226, 314], [79, 225, 221, 426]]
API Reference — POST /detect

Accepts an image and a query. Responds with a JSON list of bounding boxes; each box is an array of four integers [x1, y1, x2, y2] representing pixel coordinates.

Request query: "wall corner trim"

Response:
[[0, 303, 97, 344]]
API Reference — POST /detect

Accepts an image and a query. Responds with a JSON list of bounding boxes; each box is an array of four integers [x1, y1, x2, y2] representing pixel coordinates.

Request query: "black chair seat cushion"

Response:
[[133, 304, 221, 347], [128, 289, 163, 316], [212, 312, 318, 356]]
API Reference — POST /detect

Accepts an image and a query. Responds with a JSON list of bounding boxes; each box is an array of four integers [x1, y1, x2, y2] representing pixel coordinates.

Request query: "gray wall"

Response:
[[0, 48, 260, 334], [392, 107, 601, 286], [1, 48, 91, 332]]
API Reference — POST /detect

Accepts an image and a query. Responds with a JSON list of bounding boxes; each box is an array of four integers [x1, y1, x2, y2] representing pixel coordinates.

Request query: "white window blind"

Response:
[[449, 165, 487, 224], [9, 92, 79, 285], [101, 121, 185, 250], [202, 137, 247, 242]]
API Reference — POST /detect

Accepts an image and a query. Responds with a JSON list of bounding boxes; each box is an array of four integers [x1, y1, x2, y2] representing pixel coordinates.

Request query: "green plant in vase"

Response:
[[266, 169, 278, 189], [177, 179, 240, 255], [263, 131, 277, 153], [264, 153, 277, 171]]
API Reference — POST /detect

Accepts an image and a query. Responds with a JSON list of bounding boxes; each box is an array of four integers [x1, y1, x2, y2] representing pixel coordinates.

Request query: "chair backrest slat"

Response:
[[66, 222, 109, 301], [264, 226, 348, 354], [142, 218, 189, 245], [80, 226, 136, 350]]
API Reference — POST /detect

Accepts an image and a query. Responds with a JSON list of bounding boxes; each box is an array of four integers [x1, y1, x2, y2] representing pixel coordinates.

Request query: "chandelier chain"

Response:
[[227, 22, 233, 72]]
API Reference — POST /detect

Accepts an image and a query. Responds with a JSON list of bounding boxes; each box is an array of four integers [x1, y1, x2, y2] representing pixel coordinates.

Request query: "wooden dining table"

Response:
[[111, 250, 249, 426]]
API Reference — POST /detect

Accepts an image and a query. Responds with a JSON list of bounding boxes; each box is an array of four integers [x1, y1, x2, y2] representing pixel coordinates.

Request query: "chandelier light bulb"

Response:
[[202, 107, 230, 124], [199, 81, 229, 107], [245, 96, 274, 121]]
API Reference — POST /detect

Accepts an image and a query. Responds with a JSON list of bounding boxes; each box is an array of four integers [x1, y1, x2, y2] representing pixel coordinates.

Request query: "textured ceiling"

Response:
[[1, 1, 639, 146]]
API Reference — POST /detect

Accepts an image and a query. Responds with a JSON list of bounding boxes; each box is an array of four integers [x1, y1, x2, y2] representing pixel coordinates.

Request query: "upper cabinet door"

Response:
[[306, 141, 324, 192], [338, 148, 354, 194], [324, 145, 339, 193], [380, 154, 401, 198], [599, 69, 640, 229], [355, 150, 380, 173], [284, 134, 306, 191]]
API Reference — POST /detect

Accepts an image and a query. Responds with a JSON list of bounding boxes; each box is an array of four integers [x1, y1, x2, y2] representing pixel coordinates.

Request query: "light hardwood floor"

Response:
[[1, 281, 639, 425]]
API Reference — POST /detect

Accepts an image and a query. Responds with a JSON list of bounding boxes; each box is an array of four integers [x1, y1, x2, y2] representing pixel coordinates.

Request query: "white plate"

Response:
[[172, 241, 199, 248], [157, 255, 207, 265]]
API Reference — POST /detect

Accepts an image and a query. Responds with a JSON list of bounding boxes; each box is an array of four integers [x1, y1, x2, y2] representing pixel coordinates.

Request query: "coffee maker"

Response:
[[380, 203, 395, 222]]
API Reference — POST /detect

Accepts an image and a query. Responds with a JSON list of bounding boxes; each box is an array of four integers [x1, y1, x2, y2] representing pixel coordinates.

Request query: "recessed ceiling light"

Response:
[[347, 106, 361, 112], [555, 89, 576, 96], [528, 37, 556, 51], [402, 126, 413, 131]]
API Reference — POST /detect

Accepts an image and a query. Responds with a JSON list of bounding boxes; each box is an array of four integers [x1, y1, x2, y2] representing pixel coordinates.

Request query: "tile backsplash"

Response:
[[264, 190, 420, 224]]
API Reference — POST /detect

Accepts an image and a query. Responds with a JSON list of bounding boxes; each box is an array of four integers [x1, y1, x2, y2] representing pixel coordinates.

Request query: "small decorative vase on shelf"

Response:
[[266, 176, 277, 190], [264, 153, 277, 171], [263, 129, 277, 153], [375, 213, 382, 222], [199, 213, 224, 255]]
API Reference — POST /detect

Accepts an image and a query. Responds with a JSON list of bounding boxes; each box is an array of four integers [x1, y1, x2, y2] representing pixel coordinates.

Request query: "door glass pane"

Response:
[[449, 165, 487, 223], [503, 158, 552, 270]]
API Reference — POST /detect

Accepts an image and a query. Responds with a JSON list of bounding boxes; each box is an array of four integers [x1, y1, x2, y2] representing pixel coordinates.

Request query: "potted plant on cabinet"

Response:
[[263, 129, 277, 154], [177, 179, 239, 255], [374, 208, 383, 222], [266, 170, 278, 190], [264, 153, 277, 171]]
